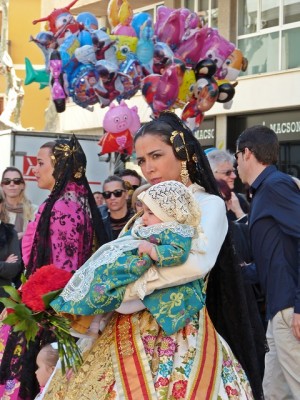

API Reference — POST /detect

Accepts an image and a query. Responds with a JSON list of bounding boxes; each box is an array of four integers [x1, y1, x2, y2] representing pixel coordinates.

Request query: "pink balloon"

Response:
[[154, 6, 173, 36], [153, 62, 185, 115], [174, 27, 208, 67], [112, 24, 137, 37], [155, 7, 191, 50], [103, 100, 140, 136], [198, 28, 235, 79]]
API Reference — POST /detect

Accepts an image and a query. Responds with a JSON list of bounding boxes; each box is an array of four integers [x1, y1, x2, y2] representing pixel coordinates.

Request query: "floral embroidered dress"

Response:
[[43, 184, 255, 400], [0, 182, 94, 400], [51, 220, 206, 335]]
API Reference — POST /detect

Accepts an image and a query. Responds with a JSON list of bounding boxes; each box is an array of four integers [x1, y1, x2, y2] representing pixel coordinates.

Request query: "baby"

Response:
[[51, 181, 206, 335], [34, 343, 59, 400]]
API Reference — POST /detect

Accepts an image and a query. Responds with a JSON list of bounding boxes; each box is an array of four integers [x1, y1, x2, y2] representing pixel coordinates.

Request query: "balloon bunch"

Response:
[[27, 0, 247, 124]]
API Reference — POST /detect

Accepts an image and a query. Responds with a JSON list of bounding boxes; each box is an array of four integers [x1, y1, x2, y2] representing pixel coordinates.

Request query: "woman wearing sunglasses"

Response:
[[0, 136, 108, 400], [207, 149, 249, 222], [1, 167, 38, 240], [44, 112, 263, 400]]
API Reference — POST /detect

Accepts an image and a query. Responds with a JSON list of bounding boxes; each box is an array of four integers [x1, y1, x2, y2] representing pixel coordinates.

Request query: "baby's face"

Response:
[[141, 204, 162, 226], [35, 349, 55, 388]]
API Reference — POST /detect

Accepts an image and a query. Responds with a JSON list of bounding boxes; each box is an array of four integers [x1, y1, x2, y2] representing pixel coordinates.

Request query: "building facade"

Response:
[[0, 0, 51, 130], [5, 0, 299, 175]]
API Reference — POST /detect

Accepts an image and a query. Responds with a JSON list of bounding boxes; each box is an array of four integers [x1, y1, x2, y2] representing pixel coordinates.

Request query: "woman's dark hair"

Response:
[[135, 112, 263, 399], [26, 135, 107, 276], [134, 114, 219, 195]]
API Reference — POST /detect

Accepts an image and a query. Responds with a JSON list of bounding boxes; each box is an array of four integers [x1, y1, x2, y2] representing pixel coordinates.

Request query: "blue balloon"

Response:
[[77, 12, 99, 30], [131, 12, 152, 38], [136, 19, 154, 65], [78, 30, 93, 46], [59, 34, 81, 77]]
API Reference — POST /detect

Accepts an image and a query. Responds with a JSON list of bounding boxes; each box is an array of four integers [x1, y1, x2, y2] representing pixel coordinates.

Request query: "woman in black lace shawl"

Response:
[[0, 135, 108, 399]]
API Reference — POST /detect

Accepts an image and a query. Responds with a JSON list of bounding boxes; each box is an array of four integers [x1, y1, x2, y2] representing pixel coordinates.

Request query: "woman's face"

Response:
[[135, 134, 181, 185], [1, 170, 24, 201], [33, 147, 55, 191], [213, 161, 236, 190]]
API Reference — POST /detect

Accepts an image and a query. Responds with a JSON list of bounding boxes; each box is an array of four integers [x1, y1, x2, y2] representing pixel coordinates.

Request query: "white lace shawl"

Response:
[[60, 221, 196, 303]]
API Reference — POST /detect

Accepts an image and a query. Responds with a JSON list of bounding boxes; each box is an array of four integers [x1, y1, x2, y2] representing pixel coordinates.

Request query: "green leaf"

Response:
[[24, 323, 39, 344], [14, 304, 33, 319], [42, 289, 63, 309], [0, 297, 18, 309], [1, 286, 21, 302], [14, 319, 32, 332], [2, 313, 20, 326]]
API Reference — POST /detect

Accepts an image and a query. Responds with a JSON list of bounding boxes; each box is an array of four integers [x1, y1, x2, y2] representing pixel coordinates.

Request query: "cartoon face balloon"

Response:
[[221, 48, 248, 81], [32, 0, 81, 44], [110, 35, 138, 62], [177, 68, 196, 105]]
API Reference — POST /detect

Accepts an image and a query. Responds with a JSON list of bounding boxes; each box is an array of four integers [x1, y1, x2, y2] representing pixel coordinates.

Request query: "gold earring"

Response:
[[180, 161, 189, 186]]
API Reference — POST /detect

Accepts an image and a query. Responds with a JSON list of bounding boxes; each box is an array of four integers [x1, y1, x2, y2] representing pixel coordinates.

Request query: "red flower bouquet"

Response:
[[0, 264, 82, 373], [22, 264, 72, 311]]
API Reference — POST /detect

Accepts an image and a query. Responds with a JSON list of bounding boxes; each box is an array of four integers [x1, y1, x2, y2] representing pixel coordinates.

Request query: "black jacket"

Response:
[[0, 223, 22, 301]]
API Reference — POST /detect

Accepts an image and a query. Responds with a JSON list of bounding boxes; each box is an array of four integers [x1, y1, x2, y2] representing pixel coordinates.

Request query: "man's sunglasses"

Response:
[[1, 178, 24, 185], [214, 169, 236, 177], [102, 189, 126, 199], [124, 181, 139, 191]]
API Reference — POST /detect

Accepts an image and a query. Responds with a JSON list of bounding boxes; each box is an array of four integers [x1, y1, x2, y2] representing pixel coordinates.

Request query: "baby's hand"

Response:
[[138, 241, 153, 256], [138, 241, 158, 261]]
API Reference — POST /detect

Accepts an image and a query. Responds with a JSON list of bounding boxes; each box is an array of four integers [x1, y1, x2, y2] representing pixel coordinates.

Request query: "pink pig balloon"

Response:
[[102, 100, 140, 136]]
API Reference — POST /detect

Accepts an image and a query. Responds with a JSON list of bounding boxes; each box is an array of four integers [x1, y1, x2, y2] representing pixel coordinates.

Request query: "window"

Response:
[[181, 0, 218, 27], [134, 2, 164, 23], [238, 0, 300, 75]]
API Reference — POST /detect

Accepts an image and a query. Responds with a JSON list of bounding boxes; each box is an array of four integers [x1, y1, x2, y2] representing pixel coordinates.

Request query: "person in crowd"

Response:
[[1, 167, 38, 240], [34, 343, 59, 400], [0, 135, 108, 399], [235, 125, 300, 399], [44, 112, 263, 400], [207, 149, 249, 221], [118, 168, 143, 189], [130, 183, 151, 213], [93, 191, 103, 207], [99, 175, 135, 241], [1, 167, 38, 288], [51, 180, 206, 337], [118, 168, 143, 207], [217, 177, 267, 327], [0, 187, 22, 312]]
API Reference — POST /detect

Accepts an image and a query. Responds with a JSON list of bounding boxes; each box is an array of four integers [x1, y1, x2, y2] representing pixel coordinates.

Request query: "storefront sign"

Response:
[[193, 118, 215, 146], [242, 110, 300, 141]]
